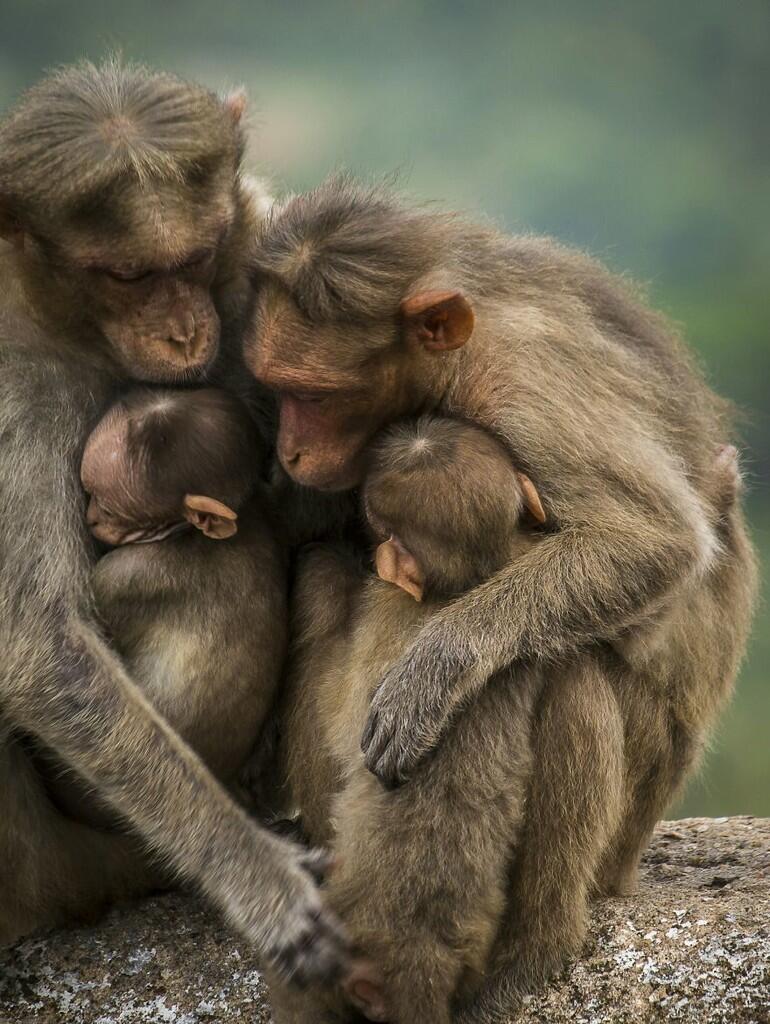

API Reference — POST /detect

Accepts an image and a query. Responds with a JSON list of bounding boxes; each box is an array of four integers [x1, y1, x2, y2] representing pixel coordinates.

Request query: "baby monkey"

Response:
[[43, 387, 287, 832], [272, 415, 546, 1024]]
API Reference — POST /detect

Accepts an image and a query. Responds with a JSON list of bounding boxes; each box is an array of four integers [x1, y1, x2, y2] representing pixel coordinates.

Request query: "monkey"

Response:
[[29, 386, 286, 832], [265, 414, 548, 1024], [267, 427, 745, 1024], [242, 176, 757, 1009], [0, 61, 349, 983]]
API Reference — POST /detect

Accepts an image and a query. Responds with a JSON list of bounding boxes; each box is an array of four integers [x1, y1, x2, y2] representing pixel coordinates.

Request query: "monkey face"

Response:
[[95, 272, 222, 383], [244, 285, 474, 491], [15, 167, 238, 383], [62, 206, 229, 382], [80, 420, 161, 546]]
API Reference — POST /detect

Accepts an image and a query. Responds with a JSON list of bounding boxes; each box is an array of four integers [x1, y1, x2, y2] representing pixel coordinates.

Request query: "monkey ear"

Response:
[[400, 290, 475, 352], [375, 536, 425, 602], [183, 494, 238, 540], [515, 471, 547, 524], [223, 88, 248, 124]]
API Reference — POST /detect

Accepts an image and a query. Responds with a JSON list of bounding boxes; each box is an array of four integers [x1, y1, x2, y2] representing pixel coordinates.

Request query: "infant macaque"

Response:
[[270, 415, 546, 1024], [45, 387, 287, 828]]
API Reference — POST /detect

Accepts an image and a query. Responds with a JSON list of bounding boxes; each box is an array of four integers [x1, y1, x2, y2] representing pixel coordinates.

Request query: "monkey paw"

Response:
[[262, 850, 351, 988], [360, 647, 462, 787]]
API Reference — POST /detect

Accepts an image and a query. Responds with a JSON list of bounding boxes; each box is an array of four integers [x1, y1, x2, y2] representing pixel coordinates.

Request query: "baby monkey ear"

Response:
[[400, 290, 474, 352], [183, 494, 238, 540], [515, 470, 547, 524], [375, 536, 425, 602]]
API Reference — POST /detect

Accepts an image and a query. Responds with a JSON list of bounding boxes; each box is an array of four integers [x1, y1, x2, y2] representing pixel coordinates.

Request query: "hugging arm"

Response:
[[0, 363, 347, 981], [362, 447, 715, 787]]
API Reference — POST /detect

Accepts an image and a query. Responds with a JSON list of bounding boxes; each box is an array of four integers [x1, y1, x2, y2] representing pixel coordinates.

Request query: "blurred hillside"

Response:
[[0, 0, 767, 816]]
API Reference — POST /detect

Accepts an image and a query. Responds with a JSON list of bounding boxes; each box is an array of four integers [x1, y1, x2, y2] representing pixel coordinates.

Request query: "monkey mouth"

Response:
[[286, 465, 362, 492], [281, 451, 368, 493], [124, 351, 218, 384]]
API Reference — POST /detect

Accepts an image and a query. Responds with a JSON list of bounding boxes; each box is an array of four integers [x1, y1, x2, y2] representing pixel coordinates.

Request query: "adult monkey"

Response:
[[243, 178, 756, 1011], [0, 61, 349, 984]]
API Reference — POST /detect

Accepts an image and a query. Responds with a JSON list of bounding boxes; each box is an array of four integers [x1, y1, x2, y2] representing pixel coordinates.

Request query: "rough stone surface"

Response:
[[0, 817, 767, 1023]]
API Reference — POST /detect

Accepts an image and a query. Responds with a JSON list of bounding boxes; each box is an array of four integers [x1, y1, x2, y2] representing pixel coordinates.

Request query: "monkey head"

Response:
[[362, 416, 546, 602], [244, 179, 478, 491], [0, 61, 249, 383], [81, 387, 261, 546]]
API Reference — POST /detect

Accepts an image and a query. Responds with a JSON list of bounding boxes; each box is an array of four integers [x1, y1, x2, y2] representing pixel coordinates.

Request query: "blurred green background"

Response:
[[1, 0, 767, 817]]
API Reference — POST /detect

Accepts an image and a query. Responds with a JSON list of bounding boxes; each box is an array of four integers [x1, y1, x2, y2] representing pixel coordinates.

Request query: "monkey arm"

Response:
[[0, 354, 348, 983], [1, 620, 345, 970], [361, 459, 717, 788], [0, 565, 348, 982], [92, 544, 179, 606]]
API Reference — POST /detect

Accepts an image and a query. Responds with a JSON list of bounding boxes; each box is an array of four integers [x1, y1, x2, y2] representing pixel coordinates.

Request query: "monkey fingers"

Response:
[[298, 847, 336, 885], [265, 879, 351, 989], [360, 638, 469, 788]]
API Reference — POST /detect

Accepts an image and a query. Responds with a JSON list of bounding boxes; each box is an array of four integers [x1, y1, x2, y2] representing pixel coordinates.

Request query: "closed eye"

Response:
[[102, 267, 154, 283], [285, 391, 327, 404], [181, 248, 215, 271]]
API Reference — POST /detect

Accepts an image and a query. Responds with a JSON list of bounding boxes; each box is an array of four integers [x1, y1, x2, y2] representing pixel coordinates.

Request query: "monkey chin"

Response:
[[282, 458, 366, 494], [104, 324, 221, 385]]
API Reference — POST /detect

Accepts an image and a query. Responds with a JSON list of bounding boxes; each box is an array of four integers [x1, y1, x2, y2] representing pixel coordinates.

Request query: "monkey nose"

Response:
[[168, 311, 196, 348]]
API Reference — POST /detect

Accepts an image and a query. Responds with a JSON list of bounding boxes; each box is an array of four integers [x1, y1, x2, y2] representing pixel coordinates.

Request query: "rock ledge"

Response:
[[1, 817, 767, 1023]]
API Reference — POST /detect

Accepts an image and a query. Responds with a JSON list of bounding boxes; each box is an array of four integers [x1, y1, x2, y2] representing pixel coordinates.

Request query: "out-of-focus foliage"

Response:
[[0, 0, 766, 816]]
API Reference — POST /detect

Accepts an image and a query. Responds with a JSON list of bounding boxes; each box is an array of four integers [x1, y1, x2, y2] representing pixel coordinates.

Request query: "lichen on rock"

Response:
[[1, 817, 767, 1023]]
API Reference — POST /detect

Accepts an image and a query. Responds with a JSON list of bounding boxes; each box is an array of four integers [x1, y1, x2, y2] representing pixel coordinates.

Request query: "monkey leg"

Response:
[[325, 669, 538, 1024], [459, 658, 625, 1021], [264, 669, 537, 1024], [0, 729, 162, 946], [596, 675, 701, 897], [263, 970, 344, 1024]]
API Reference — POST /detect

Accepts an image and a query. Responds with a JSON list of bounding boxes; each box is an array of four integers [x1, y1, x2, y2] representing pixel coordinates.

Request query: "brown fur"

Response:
[[268, 417, 543, 1023], [243, 177, 757, 1013], [35, 387, 285, 833], [0, 62, 348, 984]]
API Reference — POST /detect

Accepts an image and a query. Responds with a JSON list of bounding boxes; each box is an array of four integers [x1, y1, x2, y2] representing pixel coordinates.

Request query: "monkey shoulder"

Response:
[[91, 544, 180, 611], [338, 576, 439, 694], [449, 248, 721, 490], [93, 506, 284, 609], [290, 541, 366, 646], [357, 577, 437, 644], [0, 316, 113, 445]]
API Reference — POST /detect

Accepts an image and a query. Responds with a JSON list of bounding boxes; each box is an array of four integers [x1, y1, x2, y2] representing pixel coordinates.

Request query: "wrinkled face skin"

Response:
[[35, 175, 236, 383], [243, 289, 420, 492], [80, 412, 179, 546]]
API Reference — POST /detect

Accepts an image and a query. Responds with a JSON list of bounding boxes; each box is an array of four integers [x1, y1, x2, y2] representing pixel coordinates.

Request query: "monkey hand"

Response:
[[236, 841, 351, 987], [361, 636, 476, 788]]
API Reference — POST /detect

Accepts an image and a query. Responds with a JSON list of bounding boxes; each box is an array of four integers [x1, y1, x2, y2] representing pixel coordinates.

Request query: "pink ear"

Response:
[[515, 471, 546, 524], [400, 290, 474, 352], [375, 537, 425, 602], [182, 494, 238, 540], [223, 88, 248, 124]]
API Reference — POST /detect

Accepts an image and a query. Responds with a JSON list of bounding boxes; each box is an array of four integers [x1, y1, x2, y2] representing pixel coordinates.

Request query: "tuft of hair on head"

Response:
[[0, 56, 245, 215], [120, 387, 264, 513], [252, 174, 461, 324], [364, 416, 528, 598]]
